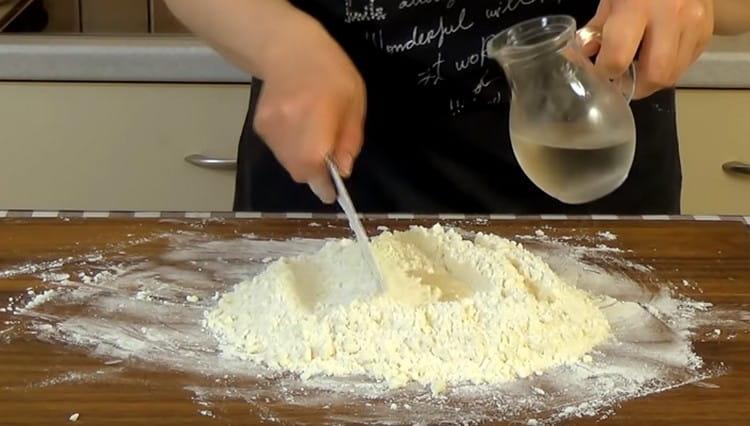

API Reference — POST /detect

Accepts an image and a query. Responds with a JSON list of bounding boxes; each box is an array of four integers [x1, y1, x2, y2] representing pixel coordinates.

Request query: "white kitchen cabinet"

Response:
[[678, 89, 750, 215], [0, 82, 249, 211], [1, 82, 747, 214]]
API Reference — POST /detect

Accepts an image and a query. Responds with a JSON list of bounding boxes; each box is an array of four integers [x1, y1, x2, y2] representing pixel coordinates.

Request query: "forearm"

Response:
[[164, 0, 313, 78], [713, 0, 750, 35]]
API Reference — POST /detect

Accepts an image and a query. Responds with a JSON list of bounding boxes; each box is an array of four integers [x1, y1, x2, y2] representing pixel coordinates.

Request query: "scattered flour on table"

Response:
[[206, 225, 611, 392], [9, 227, 749, 425], [597, 231, 617, 241]]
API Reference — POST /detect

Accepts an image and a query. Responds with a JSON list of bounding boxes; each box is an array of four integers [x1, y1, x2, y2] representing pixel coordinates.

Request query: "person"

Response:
[[166, 0, 750, 214]]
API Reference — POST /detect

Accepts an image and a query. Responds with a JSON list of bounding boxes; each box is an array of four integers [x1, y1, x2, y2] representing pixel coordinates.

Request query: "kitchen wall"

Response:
[[28, 2, 750, 45], [711, 33, 750, 50], [10, 1, 750, 46], [42, 0, 187, 33]]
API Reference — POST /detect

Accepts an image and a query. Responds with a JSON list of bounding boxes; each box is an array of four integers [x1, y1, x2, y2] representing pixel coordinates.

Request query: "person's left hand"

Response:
[[586, 0, 714, 99]]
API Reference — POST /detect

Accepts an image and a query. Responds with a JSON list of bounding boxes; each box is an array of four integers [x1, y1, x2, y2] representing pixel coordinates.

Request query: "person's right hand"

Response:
[[253, 9, 366, 204]]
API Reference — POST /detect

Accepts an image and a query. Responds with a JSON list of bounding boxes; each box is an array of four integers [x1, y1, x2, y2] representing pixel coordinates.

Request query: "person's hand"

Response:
[[586, 0, 714, 99], [254, 9, 366, 203]]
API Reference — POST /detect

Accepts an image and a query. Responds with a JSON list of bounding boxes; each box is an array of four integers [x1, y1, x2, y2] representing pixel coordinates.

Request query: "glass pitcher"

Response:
[[488, 15, 637, 205]]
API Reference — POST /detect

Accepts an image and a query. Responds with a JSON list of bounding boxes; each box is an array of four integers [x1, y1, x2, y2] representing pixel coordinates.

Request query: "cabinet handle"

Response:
[[722, 161, 750, 176], [185, 154, 237, 170]]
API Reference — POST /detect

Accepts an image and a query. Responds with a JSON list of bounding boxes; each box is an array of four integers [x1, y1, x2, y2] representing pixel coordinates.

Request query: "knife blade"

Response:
[[325, 157, 385, 293]]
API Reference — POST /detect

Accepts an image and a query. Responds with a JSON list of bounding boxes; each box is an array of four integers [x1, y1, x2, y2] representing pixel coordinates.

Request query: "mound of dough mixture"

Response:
[[206, 225, 611, 392]]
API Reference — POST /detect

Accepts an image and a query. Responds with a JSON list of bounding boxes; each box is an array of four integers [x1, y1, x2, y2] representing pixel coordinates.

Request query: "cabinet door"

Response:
[[0, 82, 250, 211], [678, 89, 750, 215]]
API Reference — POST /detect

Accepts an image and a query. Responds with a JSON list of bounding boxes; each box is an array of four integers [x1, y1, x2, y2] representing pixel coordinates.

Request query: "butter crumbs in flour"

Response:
[[206, 225, 611, 392]]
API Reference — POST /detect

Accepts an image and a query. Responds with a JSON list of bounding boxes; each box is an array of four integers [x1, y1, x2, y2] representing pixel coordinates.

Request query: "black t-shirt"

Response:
[[234, 0, 682, 214]]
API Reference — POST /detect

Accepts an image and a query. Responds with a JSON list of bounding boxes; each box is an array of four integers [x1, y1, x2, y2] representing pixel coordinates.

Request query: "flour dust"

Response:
[[3, 223, 748, 425]]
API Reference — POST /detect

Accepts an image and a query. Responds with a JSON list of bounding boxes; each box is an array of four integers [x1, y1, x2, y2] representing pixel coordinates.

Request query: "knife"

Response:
[[325, 157, 385, 293]]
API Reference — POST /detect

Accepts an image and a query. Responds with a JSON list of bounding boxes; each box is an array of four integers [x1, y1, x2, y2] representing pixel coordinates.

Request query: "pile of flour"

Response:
[[206, 225, 611, 393]]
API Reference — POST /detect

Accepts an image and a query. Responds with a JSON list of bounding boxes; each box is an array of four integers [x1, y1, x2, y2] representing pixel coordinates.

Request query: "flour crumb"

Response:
[[199, 410, 214, 417], [186, 295, 199, 303], [23, 289, 58, 311], [527, 419, 539, 426], [69, 413, 80, 422], [41, 272, 70, 283], [431, 380, 447, 395], [597, 231, 617, 241], [135, 290, 153, 301], [534, 229, 546, 237], [376, 226, 390, 232], [390, 403, 398, 410], [532, 387, 546, 395]]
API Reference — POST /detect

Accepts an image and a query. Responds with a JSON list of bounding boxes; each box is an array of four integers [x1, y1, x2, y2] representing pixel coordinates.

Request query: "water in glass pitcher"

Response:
[[488, 15, 640, 204], [511, 122, 636, 204]]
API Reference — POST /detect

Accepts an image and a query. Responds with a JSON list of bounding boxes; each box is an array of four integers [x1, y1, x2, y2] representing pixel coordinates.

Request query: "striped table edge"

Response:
[[0, 210, 748, 226]]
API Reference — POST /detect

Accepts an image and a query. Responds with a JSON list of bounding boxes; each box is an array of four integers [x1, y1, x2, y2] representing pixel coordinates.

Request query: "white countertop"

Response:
[[0, 36, 250, 83], [0, 35, 748, 88]]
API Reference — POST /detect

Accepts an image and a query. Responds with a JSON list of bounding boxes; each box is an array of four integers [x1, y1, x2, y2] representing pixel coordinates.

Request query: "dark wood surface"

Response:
[[0, 218, 748, 425]]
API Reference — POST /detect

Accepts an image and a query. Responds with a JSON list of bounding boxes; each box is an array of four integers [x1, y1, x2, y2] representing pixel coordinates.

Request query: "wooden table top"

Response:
[[0, 217, 748, 425]]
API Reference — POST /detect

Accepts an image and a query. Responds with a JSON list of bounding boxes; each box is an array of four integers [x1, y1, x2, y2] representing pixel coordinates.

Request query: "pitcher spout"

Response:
[[487, 15, 577, 70]]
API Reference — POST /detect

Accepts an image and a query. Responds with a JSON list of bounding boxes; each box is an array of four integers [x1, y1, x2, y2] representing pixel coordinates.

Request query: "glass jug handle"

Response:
[[576, 26, 637, 102]]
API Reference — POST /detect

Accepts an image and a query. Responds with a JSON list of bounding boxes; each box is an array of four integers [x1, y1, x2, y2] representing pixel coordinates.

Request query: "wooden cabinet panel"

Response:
[[150, 0, 187, 33], [0, 82, 250, 211], [80, 0, 148, 33], [0, 0, 33, 31], [42, 0, 79, 33], [678, 89, 750, 215]]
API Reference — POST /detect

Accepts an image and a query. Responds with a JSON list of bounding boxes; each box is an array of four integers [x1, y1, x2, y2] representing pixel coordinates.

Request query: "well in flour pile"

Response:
[[206, 224, 611, 392]]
